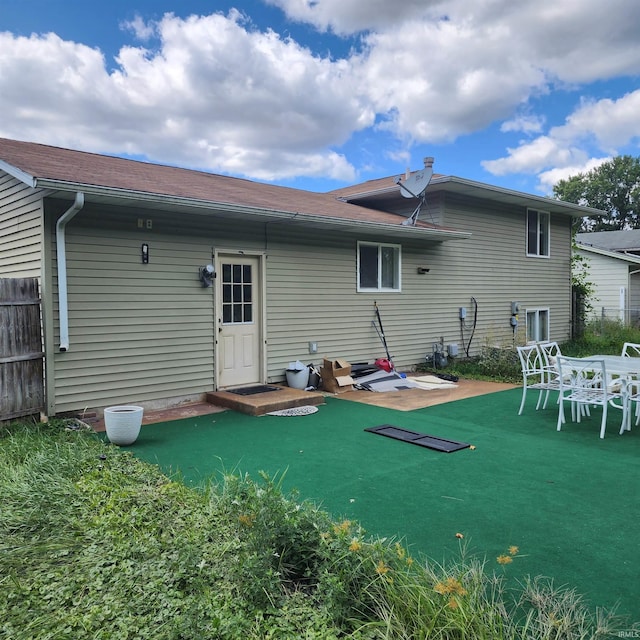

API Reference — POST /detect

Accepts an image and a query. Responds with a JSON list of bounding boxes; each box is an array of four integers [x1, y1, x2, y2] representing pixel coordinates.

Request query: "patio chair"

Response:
[[537, 341, 564, 409], [516, 344, 556, 415], [556, 356, 627, 439], [622, 383, 640, 434], [621, 342, 640, 358]]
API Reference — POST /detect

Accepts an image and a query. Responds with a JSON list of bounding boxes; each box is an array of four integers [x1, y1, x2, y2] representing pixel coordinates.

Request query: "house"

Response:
[[0, 137, 602, 418], [575, 231, 640, 324]]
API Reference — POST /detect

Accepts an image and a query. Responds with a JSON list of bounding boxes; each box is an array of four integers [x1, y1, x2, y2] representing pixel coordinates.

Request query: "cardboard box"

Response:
[[320, 358, 354, 393]]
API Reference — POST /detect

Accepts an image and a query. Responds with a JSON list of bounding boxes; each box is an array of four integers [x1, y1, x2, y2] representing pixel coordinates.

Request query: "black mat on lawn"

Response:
[[228, 385, 282, 396], [365, 424, 470, 453]]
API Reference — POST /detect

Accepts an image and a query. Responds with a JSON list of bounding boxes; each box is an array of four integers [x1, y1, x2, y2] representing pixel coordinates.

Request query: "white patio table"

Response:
[[580, 355, 640, 433]]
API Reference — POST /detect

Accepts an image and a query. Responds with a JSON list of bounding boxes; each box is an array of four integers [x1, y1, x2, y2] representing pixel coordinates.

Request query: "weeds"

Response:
[[0, 420, 635, 638], [418, 323, 640, 383]]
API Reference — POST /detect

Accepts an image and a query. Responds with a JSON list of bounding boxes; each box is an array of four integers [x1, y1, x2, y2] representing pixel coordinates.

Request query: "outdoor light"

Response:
[[199, 264, 215, 287]]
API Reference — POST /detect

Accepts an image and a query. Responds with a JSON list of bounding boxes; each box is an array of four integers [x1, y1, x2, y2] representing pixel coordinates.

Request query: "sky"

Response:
[[1, 0, 639, 197]]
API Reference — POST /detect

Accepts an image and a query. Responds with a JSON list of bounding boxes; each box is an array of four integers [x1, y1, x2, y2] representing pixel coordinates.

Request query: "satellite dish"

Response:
[[398, 157, 434, 198], [396, 157, 435, 226]]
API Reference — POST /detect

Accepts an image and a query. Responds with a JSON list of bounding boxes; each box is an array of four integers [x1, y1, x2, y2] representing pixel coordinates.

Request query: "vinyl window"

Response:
[[357, 242, 401, 292], [526, 209, 550, 257], [526, 308, 549, 342]]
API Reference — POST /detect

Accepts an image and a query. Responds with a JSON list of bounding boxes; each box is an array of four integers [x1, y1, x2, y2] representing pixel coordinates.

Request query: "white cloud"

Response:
[[500, 115, 545, 135], [483, 90, 640, 189], [561, 91, 640, 151], [537, 157, 611, 194], [121, 14, 156, 42], [1, 1, 640, 185], [482, 136, 588, 175], [0, 12, 371, 181], [264, 0, 445, 35], [357, 18, 545, 144]]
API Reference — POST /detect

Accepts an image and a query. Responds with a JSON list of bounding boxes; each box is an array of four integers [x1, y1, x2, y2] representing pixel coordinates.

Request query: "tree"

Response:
[[553, 155, 640, 231]]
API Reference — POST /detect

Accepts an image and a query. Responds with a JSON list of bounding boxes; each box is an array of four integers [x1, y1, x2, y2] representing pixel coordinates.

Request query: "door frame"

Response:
[[213, 249, 267, 389]]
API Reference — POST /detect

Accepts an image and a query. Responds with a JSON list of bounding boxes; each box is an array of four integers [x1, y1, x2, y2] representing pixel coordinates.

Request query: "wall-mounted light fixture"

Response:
[[141, 243, 149, 264], [199, 264, 215, 287], [417, 267, 430, 274]]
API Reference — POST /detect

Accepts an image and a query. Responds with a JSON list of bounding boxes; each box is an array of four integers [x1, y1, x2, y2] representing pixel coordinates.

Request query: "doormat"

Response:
[[365, 424, 470, 453], [228, 385, 282, 396], [266, 405, 319, 417]]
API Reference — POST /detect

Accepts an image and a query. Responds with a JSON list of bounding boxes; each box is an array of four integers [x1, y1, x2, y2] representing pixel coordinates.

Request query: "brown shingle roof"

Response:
[[328, 172, 445, 199], [0, 137, 447, 230]]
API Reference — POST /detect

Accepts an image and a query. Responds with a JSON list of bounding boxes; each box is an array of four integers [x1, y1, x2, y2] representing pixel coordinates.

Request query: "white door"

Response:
[[216, 254, 263, 388]]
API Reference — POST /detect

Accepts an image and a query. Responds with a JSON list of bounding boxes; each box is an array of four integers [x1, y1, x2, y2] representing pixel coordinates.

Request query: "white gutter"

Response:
[[55, 192, 85, 351]]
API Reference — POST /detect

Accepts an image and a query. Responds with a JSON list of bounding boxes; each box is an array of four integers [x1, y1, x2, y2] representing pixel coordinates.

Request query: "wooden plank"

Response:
[[0, 277, 45, 420]]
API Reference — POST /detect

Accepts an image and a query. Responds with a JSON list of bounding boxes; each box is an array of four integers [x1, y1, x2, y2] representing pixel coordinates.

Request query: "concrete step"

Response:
[[206, 385, 325, 416]]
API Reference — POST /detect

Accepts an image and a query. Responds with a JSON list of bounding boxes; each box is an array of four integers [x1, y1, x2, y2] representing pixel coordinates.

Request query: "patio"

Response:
[[121, 384, 639, 624]]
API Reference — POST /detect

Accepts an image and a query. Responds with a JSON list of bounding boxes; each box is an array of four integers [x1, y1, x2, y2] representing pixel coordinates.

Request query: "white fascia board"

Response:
[[0, 159, 36, 187], [575, 243, 640, 265], [430, 176, 605, 217]]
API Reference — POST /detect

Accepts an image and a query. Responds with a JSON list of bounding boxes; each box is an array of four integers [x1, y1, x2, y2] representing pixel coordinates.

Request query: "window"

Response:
[[357, 242, 401, 292], [526, 308, 549, 342], [221, 262, 253, 324], [526, 209, 550, 257]]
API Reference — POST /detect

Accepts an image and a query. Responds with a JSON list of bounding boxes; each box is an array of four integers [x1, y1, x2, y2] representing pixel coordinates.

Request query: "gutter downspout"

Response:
[[55, 192, 85, 351]]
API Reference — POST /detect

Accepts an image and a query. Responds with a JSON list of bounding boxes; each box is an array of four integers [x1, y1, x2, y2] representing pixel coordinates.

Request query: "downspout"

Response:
[[55, 192, 85, 351]]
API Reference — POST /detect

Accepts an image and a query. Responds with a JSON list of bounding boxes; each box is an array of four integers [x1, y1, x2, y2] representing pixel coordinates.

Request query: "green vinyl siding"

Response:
[[42, 190, 574, 414], [0, 172, 44, 277], [48, 214, 217, 413], [258, 197, 573, 382]]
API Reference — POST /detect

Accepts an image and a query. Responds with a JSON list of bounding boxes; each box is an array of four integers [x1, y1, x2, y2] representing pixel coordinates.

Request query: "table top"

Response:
[[580, 354, 640, 375]]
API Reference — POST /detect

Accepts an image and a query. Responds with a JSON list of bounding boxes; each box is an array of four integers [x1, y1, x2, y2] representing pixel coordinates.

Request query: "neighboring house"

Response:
[[0, 138, 602, 417], [575, 231, 640, 324]]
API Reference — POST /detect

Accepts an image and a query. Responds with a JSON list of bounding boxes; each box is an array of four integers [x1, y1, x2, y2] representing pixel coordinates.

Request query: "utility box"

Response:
[[320, 358, 354, 393]]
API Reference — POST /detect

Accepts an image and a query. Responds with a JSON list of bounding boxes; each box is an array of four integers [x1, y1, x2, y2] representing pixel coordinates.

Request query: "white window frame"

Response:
[[526, 308, 550, 343], [526, 208, 550, 257], [357, 241, 402, 292]]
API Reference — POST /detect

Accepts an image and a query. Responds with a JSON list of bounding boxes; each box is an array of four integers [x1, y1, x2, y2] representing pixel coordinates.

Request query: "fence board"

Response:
[[0, 278, 45, 420]]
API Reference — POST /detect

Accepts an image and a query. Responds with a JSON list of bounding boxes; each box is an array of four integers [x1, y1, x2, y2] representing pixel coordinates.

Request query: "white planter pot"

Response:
[[104, 405, 144, 446]]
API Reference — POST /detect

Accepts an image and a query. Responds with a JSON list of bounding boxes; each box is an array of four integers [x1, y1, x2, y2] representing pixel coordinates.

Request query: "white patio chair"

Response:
[[556, 356, 627, 439], [621, 342, 640, 358], [516, 344, 556, 415], [537, 341, 563, 409], [620, 350, 640, 432], [621, 342, 640, 428], [622, 383, 640, 434]]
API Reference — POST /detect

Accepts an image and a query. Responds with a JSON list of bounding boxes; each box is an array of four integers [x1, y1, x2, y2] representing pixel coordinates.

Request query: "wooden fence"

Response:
[[0, 278, 45, 421]]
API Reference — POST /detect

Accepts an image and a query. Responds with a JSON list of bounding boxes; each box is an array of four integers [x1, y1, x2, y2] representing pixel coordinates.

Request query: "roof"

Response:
[[0, 137, 468, 241], [331, 174, 605, 218], [0, 137, 602, 241], [575, 230, 640, 252], [575, 242, 640, 265]]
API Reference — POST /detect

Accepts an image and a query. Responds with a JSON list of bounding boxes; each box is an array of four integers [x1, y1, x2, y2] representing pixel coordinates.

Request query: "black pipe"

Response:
[[374, 301, 394, 368]]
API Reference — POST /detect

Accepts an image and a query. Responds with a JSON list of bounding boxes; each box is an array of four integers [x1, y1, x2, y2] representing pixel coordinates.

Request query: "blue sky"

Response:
[[1, 0, 639, 196]]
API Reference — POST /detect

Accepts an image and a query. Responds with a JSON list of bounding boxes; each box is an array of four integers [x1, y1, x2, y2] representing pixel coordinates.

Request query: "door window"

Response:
[[222, 262, 253, 324]]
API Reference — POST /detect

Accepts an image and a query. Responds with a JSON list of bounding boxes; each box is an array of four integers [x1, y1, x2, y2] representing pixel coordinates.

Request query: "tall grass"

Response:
[[561, 319, 640, 358], [419, 322, 640, 383], [0, 420, 635, 639]]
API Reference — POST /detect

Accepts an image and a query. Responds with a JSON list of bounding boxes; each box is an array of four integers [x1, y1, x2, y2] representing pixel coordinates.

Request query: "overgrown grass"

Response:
[[418, 322, 640, 383], [1, 420, 635, 639], [561, 319, 640, 358]]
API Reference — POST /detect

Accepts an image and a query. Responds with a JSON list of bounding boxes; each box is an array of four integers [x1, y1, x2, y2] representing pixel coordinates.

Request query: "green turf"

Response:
[[128, 389, 640, 623]]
